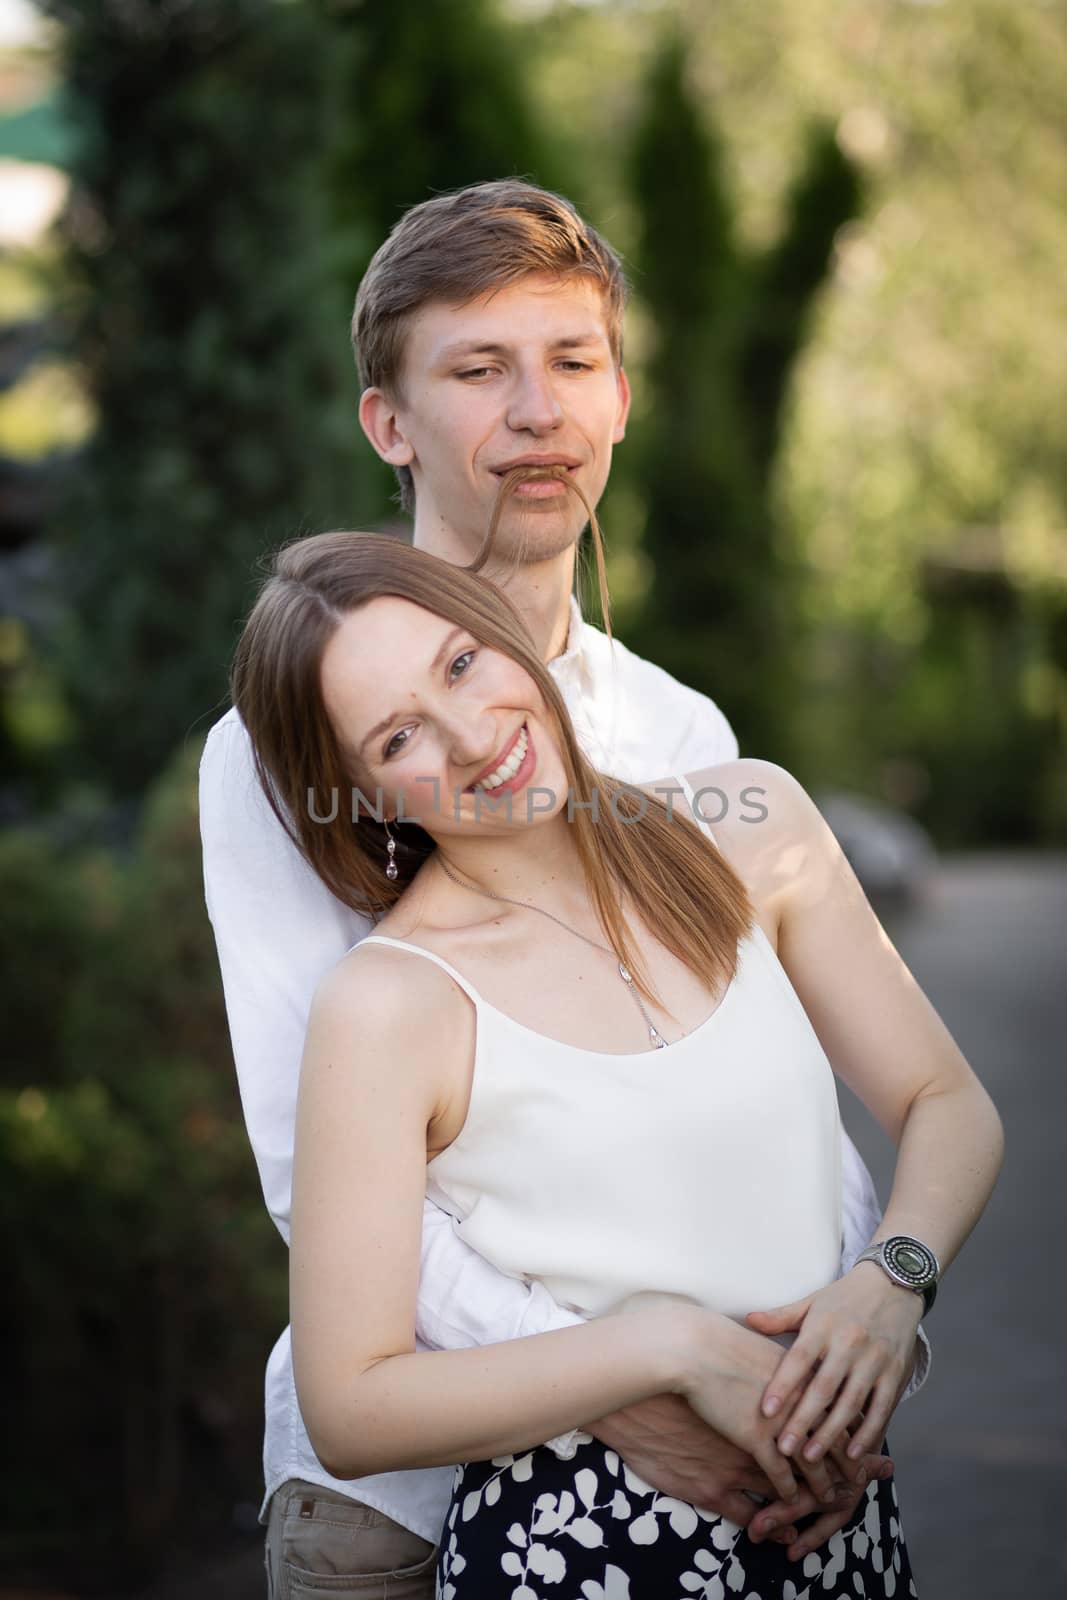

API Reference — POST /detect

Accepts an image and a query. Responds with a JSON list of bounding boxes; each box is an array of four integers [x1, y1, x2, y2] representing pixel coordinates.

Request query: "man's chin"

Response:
[[479, 506, 586, 568]]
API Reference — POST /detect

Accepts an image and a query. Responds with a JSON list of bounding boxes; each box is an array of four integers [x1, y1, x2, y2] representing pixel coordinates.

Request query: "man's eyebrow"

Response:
[[359, 626, 466, 756], [436, 332, 606, 362]]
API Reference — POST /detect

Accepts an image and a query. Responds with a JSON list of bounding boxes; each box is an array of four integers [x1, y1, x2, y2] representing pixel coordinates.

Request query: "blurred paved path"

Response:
[[128, 853, 1066, 1598], [839, 853, 1067, 1597]]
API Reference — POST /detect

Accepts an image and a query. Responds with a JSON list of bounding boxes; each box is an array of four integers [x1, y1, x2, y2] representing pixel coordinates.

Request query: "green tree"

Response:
[[625, 32, 860, 761], [43, 0, 363, 797], [323, 0, 564, 298]]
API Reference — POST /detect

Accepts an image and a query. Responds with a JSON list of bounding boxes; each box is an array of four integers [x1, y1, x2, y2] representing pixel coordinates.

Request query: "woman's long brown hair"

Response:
[[231, 518, 753, 1012]]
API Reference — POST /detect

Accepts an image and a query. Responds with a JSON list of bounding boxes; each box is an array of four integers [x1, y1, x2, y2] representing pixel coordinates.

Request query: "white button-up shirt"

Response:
[[199, 596, 927, 1543]]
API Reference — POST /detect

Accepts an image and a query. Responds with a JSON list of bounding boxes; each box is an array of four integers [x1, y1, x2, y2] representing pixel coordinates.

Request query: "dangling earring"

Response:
[[384, 817, 399, 881]]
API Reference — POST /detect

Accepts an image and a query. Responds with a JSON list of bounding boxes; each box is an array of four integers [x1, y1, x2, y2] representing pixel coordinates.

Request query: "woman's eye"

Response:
[[381, 652, 474, 758]]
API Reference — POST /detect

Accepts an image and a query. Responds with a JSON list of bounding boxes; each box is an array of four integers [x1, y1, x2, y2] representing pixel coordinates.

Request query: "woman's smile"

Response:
[[466, 720, 535, 796]]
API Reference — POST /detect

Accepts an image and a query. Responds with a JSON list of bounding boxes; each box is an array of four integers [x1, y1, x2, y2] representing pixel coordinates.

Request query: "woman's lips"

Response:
[[468, 722, 536, 799]]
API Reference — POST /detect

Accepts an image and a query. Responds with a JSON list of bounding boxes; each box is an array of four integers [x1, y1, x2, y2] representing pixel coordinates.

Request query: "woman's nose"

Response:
[[445, 711, 500, 770]]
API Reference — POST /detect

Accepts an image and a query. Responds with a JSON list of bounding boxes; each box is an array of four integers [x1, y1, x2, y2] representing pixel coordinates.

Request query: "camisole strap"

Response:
[[356, 933, 486, 1011], [675, 774, 720, 851]]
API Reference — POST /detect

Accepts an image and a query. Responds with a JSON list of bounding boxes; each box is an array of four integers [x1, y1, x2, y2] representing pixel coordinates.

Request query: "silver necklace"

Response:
[[435, 853, 674, 1050]]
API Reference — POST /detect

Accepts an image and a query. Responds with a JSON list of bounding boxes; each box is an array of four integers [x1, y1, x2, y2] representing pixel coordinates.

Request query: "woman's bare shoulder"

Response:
[[311, 930, 474, 1052], [678, 759, 835, 912], [681, 759, 819, 838]]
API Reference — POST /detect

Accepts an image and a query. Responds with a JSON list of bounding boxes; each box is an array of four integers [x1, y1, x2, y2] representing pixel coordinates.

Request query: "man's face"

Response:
[[371, 273, 630, 566]]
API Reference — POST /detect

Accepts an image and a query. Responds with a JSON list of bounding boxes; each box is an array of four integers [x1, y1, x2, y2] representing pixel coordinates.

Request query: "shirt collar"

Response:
[[551, 594, 588, 679]]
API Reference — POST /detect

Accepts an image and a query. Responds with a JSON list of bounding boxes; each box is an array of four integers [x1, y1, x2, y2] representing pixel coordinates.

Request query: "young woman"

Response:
[[231, 528, 1002, 1599]]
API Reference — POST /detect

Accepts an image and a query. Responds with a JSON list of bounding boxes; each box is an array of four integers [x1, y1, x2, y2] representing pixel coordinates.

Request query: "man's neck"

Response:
[[498, 546, 577, 664], [413, 518, 576, 664]]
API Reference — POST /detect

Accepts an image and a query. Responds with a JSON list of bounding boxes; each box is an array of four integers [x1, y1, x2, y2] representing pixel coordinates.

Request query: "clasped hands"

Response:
[[595, 1269, 922, 1563]]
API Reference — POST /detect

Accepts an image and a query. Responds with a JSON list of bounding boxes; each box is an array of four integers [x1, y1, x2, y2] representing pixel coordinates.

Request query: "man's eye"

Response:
[[449, 649, 476, 681]]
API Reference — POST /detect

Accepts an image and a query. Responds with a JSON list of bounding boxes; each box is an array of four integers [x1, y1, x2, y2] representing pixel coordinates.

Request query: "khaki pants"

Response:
[[265, 1479, 438, 1599]]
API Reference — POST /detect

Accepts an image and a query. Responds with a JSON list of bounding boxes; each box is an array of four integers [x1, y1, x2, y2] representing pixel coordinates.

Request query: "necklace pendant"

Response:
[[618, 963, 633, 984], [649, 1026, 667, 1048]]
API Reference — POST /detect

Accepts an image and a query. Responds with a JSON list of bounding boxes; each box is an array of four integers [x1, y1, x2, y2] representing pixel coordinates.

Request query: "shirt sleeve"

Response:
[[677, 692, 740, 766], [638, 675, 740, 773], [633, 658, 740, 773], [417, 1205, 585, 1349], [199, 713, 368, 1241]]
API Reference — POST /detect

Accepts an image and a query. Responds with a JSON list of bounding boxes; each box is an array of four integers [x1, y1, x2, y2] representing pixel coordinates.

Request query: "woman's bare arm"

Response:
[[702, 761, 1004, 1460]]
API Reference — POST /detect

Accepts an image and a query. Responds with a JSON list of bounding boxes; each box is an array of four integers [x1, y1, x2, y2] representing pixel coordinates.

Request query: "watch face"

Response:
[[885, 1236, 937, 1285]]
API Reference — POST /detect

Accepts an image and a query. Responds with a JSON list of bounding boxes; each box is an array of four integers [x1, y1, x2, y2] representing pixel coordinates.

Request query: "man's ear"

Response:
[[359, 387, 415, 467], [613, 366, 632, 445]]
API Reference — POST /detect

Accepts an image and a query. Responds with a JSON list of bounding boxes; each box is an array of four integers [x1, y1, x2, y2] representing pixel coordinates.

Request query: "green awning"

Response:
[[0, 92, 76, 168]]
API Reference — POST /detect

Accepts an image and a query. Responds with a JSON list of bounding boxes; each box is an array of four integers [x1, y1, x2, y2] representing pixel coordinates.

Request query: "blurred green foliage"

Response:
[[323, 0, 564, 289], [1, 742, 285, 1580], [624, 30, 861, 763], [39, 0, 366, 797], [532, 0, 1067, 838]]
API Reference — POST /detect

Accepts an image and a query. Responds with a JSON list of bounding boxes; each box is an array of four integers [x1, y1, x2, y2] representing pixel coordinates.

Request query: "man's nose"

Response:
[[506, 366, 563, 435]]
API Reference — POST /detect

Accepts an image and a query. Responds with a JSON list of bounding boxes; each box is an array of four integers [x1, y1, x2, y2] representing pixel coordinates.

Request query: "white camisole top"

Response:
[[359, 779, 843, 1323]]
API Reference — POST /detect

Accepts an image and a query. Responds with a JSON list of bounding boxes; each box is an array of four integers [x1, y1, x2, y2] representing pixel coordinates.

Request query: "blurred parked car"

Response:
[[815, 790, 937, 904]]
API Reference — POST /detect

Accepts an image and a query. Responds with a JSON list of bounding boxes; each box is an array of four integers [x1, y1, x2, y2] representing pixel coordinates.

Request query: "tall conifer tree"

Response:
[[324, 0, 562, 299], [44, 0, 361, 795], [627, 33, 860, 759]]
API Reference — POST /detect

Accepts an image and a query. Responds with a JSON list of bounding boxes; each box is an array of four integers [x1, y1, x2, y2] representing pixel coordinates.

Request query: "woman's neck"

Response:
[[431, 811, 592, 922]]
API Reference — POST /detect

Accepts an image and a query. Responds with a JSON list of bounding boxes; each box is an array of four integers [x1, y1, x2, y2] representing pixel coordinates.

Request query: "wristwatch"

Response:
[[855, 1234, 940, 1314]]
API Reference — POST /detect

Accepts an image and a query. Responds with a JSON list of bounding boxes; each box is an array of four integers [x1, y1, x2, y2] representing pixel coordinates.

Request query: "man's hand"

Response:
[[584, 1393, 891, 1553], [747, 1439, 896, 1562], [587, 1393, 789, 1531]]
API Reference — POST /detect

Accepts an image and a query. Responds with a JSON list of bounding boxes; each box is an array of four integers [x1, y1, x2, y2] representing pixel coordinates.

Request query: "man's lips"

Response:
[[489, 458, 581, 477], [488, 462, 580, 503]]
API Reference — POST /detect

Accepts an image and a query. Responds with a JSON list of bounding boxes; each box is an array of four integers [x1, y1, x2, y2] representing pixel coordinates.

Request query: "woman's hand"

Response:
[[677, 1311, 801, 1504], [676, 1307, 875, 1509], [745, 1265, 923, 1466]]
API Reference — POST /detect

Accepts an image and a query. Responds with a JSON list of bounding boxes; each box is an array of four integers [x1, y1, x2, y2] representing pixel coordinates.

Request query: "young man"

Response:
[[199, 181, 929, 1600]]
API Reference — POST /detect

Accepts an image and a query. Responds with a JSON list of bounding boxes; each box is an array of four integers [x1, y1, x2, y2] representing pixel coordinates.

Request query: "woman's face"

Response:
[[319, 596, 570, 837]]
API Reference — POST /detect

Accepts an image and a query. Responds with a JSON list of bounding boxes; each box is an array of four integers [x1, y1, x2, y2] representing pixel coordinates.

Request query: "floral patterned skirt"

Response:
[[436, 1435, 917, 1600]]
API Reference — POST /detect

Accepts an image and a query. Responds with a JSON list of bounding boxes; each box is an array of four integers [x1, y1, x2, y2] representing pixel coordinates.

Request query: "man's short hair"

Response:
[[352, 179, 629, 512]]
